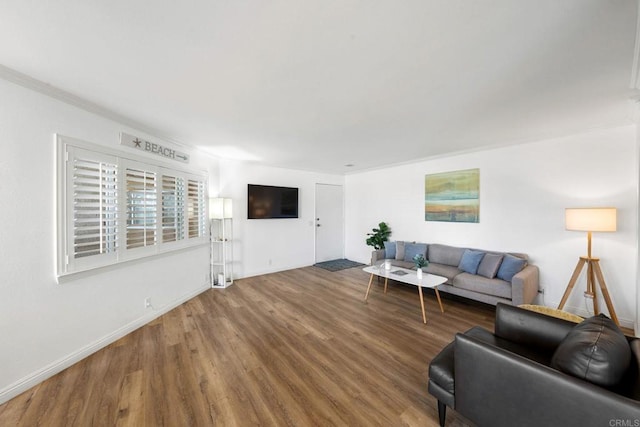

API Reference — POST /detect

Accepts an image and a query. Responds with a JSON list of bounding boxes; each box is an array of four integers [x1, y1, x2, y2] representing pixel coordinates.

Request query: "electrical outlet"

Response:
[[144, 297, 152, 309], [538, 288, 545, 294]]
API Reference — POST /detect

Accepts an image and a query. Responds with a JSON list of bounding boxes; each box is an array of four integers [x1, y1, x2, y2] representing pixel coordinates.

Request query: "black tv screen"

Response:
[[248, 184, 299, 219]]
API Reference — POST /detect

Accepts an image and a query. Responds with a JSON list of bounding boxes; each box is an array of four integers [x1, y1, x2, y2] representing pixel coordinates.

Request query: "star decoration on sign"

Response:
[[133, 138, 142, 147]]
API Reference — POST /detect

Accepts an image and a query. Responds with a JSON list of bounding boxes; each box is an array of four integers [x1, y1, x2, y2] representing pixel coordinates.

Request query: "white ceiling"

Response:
[[1, 1, 638, 174]]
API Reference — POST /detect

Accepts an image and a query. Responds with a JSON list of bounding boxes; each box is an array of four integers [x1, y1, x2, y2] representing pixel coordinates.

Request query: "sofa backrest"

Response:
[[428, 244, 465, 267], [506, 252, 529, 261], [495, 303, 575, 353], [428, 243, 530, 266], [465, 248, 529, 262]]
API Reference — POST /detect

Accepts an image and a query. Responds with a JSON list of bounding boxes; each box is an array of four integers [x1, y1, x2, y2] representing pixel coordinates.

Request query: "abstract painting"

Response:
[[425, 168, 479, 222]]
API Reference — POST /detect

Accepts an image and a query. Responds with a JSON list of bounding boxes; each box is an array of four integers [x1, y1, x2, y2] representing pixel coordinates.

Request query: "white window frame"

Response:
[[56, 134, 208, 279]]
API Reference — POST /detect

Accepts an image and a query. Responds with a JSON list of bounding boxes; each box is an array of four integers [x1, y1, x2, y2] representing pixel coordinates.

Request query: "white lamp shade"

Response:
[[565, 207, 616, 232], [223, 198, 233, 219], [209, 197, 233, 219]]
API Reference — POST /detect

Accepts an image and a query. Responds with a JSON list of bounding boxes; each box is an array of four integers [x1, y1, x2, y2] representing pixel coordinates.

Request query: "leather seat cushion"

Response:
[[551, 314, 631, 388]]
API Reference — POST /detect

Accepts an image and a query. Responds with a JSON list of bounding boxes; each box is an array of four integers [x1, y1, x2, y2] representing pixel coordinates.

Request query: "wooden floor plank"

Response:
[[0, 266, 494, 426], [115, 369, 144, 427]]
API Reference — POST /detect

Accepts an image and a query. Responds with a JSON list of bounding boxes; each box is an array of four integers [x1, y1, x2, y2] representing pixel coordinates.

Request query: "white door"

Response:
[[315, 183, 344, 262]]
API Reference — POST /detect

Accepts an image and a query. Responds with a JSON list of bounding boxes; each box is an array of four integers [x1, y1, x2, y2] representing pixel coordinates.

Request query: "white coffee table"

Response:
[[363, 265, 447, 324]]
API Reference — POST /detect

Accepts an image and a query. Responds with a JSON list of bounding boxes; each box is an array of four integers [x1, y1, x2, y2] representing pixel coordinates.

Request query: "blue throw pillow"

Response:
[[403, 243, 427, 262], [497, 254, 527, 282], [458, 249, 485, 274], [384, 241, 396, 259]]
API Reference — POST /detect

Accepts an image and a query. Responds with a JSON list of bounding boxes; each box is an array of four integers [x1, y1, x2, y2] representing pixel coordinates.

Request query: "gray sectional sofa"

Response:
[[371, 242, 539, 306]]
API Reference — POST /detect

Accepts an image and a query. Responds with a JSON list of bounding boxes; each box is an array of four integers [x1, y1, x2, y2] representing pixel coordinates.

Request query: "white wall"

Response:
[[219, 160, 344, 278], [0, 78, 220, 403], [345, 126, 638, 328]]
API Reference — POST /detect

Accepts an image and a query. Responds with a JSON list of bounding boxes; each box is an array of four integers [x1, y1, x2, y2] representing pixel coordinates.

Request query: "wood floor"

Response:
[[0, 266, 496, 426]]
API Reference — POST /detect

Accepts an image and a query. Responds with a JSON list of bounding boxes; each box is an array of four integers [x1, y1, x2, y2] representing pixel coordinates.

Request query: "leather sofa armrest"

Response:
[[495, 303, 575, 352], [454, 333, 640, 427], [371, 249, 385, 265], [510, 264, 539, 305]]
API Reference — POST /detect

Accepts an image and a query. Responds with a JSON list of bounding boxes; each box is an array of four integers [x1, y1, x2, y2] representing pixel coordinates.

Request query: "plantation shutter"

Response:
[[187, 178, 206, 239], [125, 165, 158, 250], [161, 174, 185, 243], [58, 136, 209, 277], [65, 147, 119, 271]]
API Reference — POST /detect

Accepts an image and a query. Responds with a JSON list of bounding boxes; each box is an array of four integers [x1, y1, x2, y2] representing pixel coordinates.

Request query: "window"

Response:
[[57, 136, 208, 277]]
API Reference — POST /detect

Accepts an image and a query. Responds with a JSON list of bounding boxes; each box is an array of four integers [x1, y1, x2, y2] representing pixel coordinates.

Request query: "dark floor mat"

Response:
[[313, 259, 365, 272]]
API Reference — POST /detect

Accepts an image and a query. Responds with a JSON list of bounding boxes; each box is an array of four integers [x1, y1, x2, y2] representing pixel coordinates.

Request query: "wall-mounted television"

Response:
[[248, 184, 299, 219]]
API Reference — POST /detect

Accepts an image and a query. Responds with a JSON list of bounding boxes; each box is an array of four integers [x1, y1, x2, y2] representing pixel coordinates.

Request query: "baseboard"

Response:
[[0, 284, 210, 405], [239, 262, 314, 279]]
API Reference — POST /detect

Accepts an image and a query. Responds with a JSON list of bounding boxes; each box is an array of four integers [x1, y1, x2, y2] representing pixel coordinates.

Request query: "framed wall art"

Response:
[[425, 168, 479, 223]]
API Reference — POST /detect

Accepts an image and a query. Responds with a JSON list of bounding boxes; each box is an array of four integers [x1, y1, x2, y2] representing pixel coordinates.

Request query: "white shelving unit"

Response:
[[210, 198, 233, 288], [210, 217, 233, 288]]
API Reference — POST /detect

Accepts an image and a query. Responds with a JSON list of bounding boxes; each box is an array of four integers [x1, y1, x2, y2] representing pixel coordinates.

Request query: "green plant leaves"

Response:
[[365, 221, 391, 250]]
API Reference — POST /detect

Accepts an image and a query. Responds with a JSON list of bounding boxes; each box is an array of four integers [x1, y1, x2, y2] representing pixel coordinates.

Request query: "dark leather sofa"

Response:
[[428, 303, 640, 427]]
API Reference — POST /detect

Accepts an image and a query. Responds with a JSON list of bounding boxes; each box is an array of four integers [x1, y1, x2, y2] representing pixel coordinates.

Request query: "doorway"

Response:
[[315, 183, 344, 263]]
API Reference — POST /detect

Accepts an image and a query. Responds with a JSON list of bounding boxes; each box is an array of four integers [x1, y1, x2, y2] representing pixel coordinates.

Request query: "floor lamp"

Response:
[[558, 207, 619, 325]]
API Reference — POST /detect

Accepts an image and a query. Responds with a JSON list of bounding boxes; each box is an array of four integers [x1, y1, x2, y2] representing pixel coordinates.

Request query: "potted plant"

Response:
[[413, 253, 428, 278], [365, 222, 391, 250]]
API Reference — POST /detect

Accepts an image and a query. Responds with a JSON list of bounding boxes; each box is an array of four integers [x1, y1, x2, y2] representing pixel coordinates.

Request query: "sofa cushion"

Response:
[[458, 249, 485, 274], [395, 241, 406, 261], [496, 254, 527, 282], [551, 314, 631, 388], [404, 242, 427, 263], [424, 263, 461, 283], [477, 253, 504, 279], [429, 244, 465, 267], [453, 273, 512, 300], [384, 241, 396, 259]]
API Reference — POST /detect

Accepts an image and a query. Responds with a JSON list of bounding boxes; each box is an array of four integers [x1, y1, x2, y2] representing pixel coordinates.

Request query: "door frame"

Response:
[[314, 183, 345, 263]]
